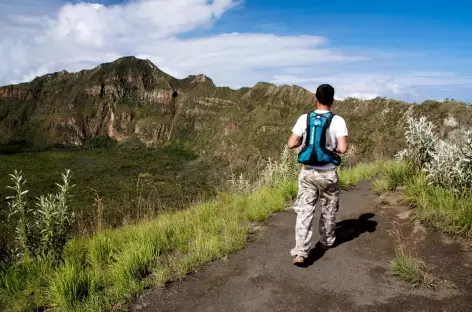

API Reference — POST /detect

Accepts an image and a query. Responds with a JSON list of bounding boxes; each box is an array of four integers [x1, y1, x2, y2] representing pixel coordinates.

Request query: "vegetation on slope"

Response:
[[1, 56, 471, 175], [375, 116, 472, 237], [0, 142, 219, 269], [370, 116, 472, 287], [0, 146, 386, 312]]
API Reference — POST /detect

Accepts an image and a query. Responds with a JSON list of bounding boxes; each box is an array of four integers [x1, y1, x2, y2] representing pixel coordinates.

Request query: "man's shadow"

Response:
[[296, 213, 378, 268]]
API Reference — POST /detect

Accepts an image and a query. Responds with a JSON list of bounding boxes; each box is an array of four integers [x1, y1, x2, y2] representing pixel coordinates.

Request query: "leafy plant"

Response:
[[35, 170, 75, 259], [5, 170, 31, 259], [399, 115, 437, 169], [5, 170, 75, 262], [228, 145, 300, 194], [398, 115, 472, 196]]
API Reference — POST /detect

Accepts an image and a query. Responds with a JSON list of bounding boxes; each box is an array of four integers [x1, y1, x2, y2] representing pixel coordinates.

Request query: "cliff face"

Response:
[[1, 56, 471, 173], [0, 57, 236, 149]]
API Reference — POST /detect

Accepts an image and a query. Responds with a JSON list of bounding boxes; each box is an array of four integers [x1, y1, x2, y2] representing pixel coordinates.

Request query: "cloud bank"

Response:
[[1, 0, 471, 102]]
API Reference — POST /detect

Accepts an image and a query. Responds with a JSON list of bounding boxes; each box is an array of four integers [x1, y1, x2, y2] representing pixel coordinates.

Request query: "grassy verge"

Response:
[[374, 161, 472, 237], [0, 161, 385, 312], [0, 180, 297, 311], [338, 161, 387, 190], [405, 174, 472, 236]]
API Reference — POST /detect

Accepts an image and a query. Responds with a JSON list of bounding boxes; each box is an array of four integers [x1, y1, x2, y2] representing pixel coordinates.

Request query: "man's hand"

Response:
[[336, 135, 348, 154], [287, 133, 302, 149]]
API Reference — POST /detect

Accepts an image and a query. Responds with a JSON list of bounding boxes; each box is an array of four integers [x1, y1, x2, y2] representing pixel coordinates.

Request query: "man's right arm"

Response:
[[336, 136, 348, 154]]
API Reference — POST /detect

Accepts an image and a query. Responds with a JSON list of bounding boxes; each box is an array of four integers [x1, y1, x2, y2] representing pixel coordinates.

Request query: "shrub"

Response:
[[161, 140, 198, 160], [5, 170, 75, 262], [35, 170, 75, 259], [5, 170, 31, 259], [396, 115, 437, 169], [85, 135, 117, 149], [228, 145, 300, 194], [398, 115, 472, 196], [114, 136, 146, 151], [424, 131, 472, 195]]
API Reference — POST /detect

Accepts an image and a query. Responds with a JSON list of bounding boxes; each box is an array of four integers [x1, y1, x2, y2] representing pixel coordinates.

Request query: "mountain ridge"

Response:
[[1, 56, 471, 176]]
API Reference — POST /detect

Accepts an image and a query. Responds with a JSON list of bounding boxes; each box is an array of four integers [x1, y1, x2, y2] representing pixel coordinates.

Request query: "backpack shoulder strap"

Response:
[[325, 112, 336, 128], [304, 111, 315, 144], [319, 112, 336, 147]]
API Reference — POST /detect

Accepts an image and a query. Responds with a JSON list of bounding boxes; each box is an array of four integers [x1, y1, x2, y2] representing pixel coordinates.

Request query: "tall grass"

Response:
[[0, 145, 384, 311], [405, 174, 472, 236], [375, 161, 472, 237], [0, 181, 298, 311], [373, 161, 416, 194], [338, 161, 387, 189], [229, 146, 388, 193], [375, 115, 472, 237]]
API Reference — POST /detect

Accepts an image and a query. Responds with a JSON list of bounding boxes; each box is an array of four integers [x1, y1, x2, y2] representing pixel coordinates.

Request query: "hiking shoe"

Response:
[[293, 256, 305, 265], [318, 241, 334, 250], [321, 244, 333, 251]]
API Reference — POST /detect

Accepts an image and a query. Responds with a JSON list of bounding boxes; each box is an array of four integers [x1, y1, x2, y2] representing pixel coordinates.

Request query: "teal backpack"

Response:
[[297, 111, 342, 166]]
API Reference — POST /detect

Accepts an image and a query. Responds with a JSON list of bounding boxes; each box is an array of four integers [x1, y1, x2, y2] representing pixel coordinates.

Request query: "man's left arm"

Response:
[[335, 117, 349, 154]]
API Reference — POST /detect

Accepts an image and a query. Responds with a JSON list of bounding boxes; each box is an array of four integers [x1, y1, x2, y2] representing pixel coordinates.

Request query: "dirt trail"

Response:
[[132, 182, 472, 312]]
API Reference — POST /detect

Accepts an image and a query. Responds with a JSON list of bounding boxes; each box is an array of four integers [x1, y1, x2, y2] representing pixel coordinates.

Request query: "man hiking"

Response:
[[287, 84, 348, 265]]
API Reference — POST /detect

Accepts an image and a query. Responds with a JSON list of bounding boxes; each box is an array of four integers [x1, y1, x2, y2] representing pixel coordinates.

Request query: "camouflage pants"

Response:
[[290, 167, 340, 258]]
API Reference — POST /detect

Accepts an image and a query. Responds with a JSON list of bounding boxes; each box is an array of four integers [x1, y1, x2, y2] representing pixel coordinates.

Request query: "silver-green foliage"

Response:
[[5, 170, 31, 258], [5, 169, 75, 261], [396, 116, 437, 168], [398, 116, 472, 195], [35, 169, 75, 258]]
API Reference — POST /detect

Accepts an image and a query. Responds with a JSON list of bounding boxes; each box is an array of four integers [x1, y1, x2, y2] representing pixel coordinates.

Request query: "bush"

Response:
[[114, 136, 146, 151], [399, 116, 437, 169], [4, 170, 75, 262], [161, 140, 198, 160], [228, 145, 300, 194], [85, 136, 117, 149], [397, 116, 472, 196]]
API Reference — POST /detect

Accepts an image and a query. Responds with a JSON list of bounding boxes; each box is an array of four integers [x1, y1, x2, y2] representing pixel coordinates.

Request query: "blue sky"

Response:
[[0, 0, 471, 102]]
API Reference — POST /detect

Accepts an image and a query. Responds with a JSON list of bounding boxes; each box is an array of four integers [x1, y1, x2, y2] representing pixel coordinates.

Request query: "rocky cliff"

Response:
[[1, 56, 471, 174]]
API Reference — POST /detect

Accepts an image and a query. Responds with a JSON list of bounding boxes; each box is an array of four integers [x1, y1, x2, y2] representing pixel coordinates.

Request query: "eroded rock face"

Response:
[[1, 56, 471, 170], [0, 87, 32, 101]]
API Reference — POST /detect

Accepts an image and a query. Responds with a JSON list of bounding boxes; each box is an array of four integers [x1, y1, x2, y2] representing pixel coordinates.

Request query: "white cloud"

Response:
[[0, 0, 367, 86], [271, 72, 472, 101], [0, 0, 471, 103]]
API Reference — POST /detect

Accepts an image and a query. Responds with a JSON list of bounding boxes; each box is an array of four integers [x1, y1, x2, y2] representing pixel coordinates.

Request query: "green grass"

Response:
[[0, 180, 297, 312], [372, 161, 416, 194], [338, 161, 388, 189], [373, 178, 390, 194], [0, 147, 216, 236], [405, 174, 472, 236], [390, 247, 435, 289], [0, 160, 386, 312], [373, 160, 472, 237]]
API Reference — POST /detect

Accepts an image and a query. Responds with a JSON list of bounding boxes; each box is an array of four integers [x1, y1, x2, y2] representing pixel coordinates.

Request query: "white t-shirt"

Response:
[[292, 110, 348, 169]]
